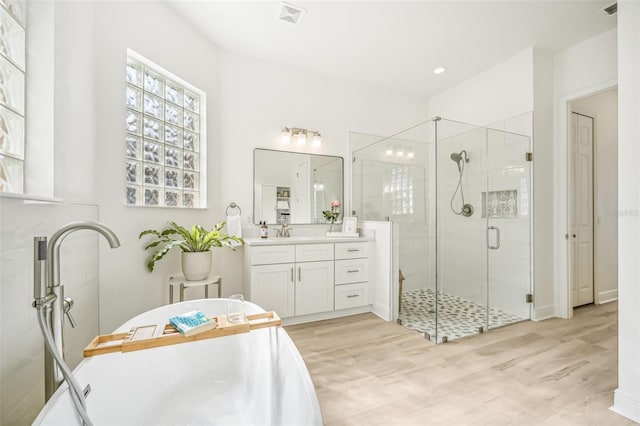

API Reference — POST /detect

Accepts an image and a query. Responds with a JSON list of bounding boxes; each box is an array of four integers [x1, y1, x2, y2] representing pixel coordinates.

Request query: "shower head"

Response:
[[450, 150, 469, 164]]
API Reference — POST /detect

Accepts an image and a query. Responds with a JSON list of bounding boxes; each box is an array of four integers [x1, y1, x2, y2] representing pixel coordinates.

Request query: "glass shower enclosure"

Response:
[[351, 117, 532, 343]]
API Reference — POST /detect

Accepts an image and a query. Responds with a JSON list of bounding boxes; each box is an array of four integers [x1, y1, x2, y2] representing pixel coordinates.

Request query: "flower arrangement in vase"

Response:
[[322, 200, 341, 233]]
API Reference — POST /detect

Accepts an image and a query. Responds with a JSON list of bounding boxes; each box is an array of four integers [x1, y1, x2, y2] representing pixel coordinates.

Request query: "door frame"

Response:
[[554, 79, 617, 319]]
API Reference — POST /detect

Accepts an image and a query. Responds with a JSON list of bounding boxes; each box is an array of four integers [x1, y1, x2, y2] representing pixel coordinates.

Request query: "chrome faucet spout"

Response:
[[47, 221, 120, 289], [276, 222, 292, 238]]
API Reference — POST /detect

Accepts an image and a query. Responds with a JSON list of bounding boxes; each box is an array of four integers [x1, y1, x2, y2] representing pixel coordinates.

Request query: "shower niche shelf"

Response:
[[482, 189, 518, 218]]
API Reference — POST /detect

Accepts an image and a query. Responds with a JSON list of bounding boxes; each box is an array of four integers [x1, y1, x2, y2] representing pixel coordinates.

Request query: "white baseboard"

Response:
[[282, 305, 371, 326], [372, 301, 391, 321], [612, 389, 640, 423], [597, 289, 618, 304], [533, 305, 556, 321]]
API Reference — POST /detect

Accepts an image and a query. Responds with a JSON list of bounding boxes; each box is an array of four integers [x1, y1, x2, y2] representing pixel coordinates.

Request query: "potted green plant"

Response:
[[139, 221, 244, 281]]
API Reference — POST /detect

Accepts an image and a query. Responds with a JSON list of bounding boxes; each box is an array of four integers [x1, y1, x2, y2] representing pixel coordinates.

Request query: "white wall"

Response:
[[553, 29, 618, 318], [531, 49, 555, 319], [54, 1, 96, 202], [613, 1, 640, 422], [216, 52, 429, 299], [88, 1, 224, 332], [49, 2, 430, 333], [428, 48, 534, 126], [570, 89, 618, 304], [554, 29, 618, 97]]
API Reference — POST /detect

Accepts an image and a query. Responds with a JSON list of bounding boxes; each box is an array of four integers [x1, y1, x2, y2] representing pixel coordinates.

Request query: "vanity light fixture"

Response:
[[407, 151, 415, 159], [281, 127, 292, 144], [433, 66, 447, 75], [396, 150, 404, 157], [385, 148, 394, 156], [281, 126, 322, 147], [296, 130, 307, 145]]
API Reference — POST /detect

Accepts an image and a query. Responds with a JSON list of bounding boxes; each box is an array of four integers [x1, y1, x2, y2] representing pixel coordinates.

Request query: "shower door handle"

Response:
[[488, 226, 501, 250]]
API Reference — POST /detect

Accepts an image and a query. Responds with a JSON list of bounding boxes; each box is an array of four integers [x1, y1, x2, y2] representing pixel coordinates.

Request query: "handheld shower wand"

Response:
[[450, 151, 474, 217]]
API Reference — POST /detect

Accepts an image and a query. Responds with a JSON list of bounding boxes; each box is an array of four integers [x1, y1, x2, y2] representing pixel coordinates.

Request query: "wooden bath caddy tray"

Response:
[[83, 311, 281, 357]]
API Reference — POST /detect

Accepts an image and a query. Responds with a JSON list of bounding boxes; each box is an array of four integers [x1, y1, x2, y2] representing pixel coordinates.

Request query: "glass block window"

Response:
[[125, 50, 206, 208], [0, 0, 25, 194], [383, 165, 414, 215]]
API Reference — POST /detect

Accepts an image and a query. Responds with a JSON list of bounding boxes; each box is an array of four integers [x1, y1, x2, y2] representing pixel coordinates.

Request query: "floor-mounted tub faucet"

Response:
[[33, 220, 120, 423]]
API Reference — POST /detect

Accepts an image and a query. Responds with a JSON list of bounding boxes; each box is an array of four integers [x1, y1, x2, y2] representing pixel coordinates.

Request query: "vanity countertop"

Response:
[[244, 236, 372, 246]]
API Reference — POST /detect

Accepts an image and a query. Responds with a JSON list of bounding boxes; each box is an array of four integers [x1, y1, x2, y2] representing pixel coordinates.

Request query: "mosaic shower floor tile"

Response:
[[398, 288, 526, 343]]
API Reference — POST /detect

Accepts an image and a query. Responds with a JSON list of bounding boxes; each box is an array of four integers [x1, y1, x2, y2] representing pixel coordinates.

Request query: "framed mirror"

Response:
[[253, 148, 344, 225]]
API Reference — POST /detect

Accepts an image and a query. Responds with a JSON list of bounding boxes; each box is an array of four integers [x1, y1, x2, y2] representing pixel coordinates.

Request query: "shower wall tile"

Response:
[[0, 196, 98, 425]]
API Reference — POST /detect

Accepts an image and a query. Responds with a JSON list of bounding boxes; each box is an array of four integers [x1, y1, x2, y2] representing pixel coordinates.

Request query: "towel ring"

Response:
[[226, 202, 242, 216]]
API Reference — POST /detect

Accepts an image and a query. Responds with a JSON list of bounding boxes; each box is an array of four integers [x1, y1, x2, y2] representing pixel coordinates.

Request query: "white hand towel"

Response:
[[226, 215, 242, 246]]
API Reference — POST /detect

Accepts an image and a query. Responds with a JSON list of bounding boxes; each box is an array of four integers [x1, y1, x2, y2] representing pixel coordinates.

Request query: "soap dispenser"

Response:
[[260, 221, 268, 239]]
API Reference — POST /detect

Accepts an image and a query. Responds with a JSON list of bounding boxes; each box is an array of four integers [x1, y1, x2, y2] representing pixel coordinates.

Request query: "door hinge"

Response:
[[526, 152, 533, 162], [526, 293, 534, 303]]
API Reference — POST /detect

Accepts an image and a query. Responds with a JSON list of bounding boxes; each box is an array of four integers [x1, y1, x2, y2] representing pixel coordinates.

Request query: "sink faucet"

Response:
[[43, 221, 120, 398], [276, 222, 292, 238]]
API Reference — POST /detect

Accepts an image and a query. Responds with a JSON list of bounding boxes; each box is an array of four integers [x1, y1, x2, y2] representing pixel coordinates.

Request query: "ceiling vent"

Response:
[[603, 2, 617, 15], [278, 2, 306, 25]]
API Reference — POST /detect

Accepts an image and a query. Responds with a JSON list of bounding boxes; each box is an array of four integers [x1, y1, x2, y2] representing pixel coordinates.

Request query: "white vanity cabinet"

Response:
[[246, 243, 335, 318], [244, 238, 371, 324]]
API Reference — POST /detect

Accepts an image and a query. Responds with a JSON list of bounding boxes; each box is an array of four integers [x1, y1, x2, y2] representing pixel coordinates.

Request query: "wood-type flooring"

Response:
[[287, 302, 634, 426]]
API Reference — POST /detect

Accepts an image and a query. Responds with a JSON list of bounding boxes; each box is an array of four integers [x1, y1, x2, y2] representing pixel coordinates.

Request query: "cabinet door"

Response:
[[251, 263, 295, 318], [296, 261, 334, 316]]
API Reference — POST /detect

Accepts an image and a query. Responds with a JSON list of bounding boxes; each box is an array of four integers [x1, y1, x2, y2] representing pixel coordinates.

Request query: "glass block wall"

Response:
[[0, 0, 25, 194], [125, 52, 204, 208]]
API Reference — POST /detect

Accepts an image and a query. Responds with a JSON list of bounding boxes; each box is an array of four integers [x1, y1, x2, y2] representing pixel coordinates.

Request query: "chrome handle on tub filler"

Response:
[[63, 297, 77, 328], [488, 226, 501, 250]]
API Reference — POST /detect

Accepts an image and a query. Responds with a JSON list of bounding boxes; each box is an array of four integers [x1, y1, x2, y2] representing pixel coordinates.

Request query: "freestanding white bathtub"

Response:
[[34, 299, 322, 425]]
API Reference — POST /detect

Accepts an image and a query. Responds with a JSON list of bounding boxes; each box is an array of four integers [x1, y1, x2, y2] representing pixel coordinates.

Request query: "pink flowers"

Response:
[[323, 200, 341, 231]]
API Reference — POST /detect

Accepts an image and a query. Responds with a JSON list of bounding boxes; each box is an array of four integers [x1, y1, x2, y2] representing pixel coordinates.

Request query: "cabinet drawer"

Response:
[[335, 282, 369, 310], [335, 259, 368, 284], [250, 245, 295, 265], [335, 242, 368, 260], [295, 244, 334, 262]]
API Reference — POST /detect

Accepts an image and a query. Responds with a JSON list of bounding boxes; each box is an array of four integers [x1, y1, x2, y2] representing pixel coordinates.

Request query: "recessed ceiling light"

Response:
[[433, 66, 447, 75]]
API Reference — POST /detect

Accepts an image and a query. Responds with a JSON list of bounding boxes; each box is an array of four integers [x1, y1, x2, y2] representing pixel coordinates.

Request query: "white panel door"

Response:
[[295, 261, 334, 315], [250, 263, 295, 317], [571, 113, 594, 307]]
